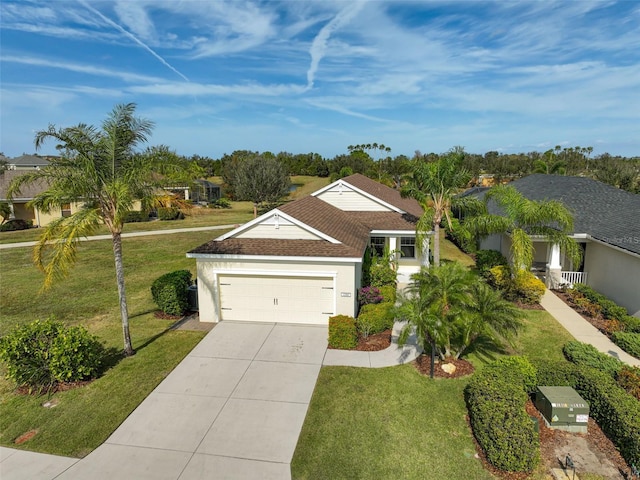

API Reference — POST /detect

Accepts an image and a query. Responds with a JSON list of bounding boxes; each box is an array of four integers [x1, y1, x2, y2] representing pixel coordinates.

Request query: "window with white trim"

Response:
[[400, 237, 416, 258]]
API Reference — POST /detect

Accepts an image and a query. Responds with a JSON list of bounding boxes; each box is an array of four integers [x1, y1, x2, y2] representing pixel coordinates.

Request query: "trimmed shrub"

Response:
[[151, 270, 192, 316], [621, 315, 640, 333], [209, 198, 231, 209], [571, 284, 630, 323], [563, 341, 622, 377], [369, 262, 397, 287], [611, 332, 640, 358], [378, 285, 397, 304], [512, 271, 546, 304], [466, 364, 540, 473], [0, 218, 33, 231], [328, 315, 357, 349], [475, 249, 509, 278], [573, 367, 640, 466], [534, 359, 581, 387], [157, 207, 183, 221], [356, 302, 394, 338], [123, 211, 149, 223], [358, 286, 382, 306], [0, 318, 104, 392], [482, 356, 538, 393], [617, 366, 640, 401], [488, 265, 511, 290]]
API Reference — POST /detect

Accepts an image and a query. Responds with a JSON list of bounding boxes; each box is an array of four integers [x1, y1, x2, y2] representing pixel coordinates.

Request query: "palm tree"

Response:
[[397, 262, 522, 362], [8, 103, 192, 356], [464, 185, 582, 272], [401, 149, 472, 266], [533, 150, 566, 175]]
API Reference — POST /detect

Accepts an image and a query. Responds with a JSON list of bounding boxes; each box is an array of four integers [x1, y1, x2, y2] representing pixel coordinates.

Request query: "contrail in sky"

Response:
[[78, 0, 190, 82]]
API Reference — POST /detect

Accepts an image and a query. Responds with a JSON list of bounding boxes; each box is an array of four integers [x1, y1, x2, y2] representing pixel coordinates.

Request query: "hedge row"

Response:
[[562, 340, 623, 377], [570, 283, 640, 333], [611, 332, 640, 359], [356, 302, 394, 338], [465, 357, 540, 473], [150, 270, 192, 316]]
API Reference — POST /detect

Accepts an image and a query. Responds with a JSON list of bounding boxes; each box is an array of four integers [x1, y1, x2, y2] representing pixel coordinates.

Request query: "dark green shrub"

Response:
[[621, 315, 640, 333], [533, 359, 580, 387], [151, 270, 192, 316], [482, 356, 538, 393], [475, 249, 509, 278], [611, 332, 640, 358], [0, 318, 104, 392], [123, 211, 149, 223], [209, 198, 231, 209], [369, 262, 396, 287], [356, 303, 394, 338], [378, 285, 397, 304], [157, 207, 183, 221], [563, 341, 622, 376], [0, 218, 33, 231], [328, 315, 357, 349], [573, 367, 640, 466], [466, 367, 540, 473]]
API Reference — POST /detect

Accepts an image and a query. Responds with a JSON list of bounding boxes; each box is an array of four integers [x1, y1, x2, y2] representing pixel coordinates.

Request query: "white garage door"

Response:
[[218, 275, 335, 324]]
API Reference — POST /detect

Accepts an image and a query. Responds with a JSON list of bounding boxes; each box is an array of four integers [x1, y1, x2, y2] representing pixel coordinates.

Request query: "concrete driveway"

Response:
[[50, 322, 327, 480]]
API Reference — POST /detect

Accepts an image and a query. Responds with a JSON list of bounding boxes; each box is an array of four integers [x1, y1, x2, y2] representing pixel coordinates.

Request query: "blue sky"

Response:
[[1, 0, 639, 160]]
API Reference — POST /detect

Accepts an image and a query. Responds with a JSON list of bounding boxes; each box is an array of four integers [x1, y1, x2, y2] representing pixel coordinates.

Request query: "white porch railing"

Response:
[[561, 271, 587, 286]]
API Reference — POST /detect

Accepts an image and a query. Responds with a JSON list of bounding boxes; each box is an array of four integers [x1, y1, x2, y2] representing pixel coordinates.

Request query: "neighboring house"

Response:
[[468, 174, 640, 317], [187, 174, 428, 325], [6, 154, 51, 170], [0, 170, 82, 227], [166, 179, 221, 204]]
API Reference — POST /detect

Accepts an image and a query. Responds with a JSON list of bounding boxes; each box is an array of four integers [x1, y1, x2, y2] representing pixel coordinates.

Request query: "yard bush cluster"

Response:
[[617, 366, 640, 401], [611, 332, 640, 358], [562, 340, 622, 376], [369, 261, 397, 287], [0, 218, 33, 231], [151, 270, 193, 316], [569, 284, 640, 333], [328, 315, 357, 349], [0, 318, 105, 392], [475, 249, 509, 278], [157, 207, 184, 221], [377, 285, 397, 304], [356, 302, 394, 339], [465, 356, 540, 473], [123, 211, 150, 223], [444, 218, 477, 254], [487, 266, 546, 305], [209, 198, 231, 209]]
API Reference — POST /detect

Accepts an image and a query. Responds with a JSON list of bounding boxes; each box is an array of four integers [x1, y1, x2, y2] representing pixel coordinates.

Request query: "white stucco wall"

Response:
[[584, 242, 640, 317], [195, 257, 360, 323]]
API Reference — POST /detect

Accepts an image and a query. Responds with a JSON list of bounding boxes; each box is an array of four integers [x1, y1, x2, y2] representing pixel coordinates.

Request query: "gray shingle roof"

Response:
[[9, 155, 50, 168], [471, 174, 640, 256]]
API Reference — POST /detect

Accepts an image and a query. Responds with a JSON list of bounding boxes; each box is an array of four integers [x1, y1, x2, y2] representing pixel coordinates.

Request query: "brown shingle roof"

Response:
[[341, 173, 423, 217], [345, 211, 418, 231], [0, 170, 49, 200], [189, 238, 362, 257]]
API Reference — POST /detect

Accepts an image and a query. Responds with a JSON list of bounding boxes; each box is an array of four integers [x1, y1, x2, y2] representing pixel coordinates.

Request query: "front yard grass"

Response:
[[0, 230, 224, 456]]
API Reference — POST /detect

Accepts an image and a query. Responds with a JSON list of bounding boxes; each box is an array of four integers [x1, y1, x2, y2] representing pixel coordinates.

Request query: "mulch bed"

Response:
[[414, 355, 475, 378], [554, 290, 620, 338], [16, 380, 92, 396], [355, 329, 392, 351], [154, 311, 184, 320]]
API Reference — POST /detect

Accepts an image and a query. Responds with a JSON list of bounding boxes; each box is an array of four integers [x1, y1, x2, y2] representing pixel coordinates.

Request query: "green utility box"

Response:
[[535, 386, 589, 433]]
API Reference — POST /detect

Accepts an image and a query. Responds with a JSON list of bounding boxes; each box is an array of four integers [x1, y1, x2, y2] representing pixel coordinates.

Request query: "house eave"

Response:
[[186, 253, 362, 263]]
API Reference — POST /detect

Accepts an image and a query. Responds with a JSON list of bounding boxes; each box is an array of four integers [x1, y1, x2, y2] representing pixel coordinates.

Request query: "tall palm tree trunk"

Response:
[[432, 222, 441, 267], [112, 232, 135, 356]]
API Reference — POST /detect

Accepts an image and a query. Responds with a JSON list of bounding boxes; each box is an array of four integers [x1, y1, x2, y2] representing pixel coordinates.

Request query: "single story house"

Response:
[[0, 170, 82, 227], [468, 174, 640, 317], [187, 174, 428, 325], [6, 154, 51, 170], [165, 179, 221, 204]]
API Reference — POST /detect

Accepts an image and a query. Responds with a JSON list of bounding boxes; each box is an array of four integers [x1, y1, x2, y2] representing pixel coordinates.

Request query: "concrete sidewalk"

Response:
[[0, 224, 237, 250], [1, 322, 327, 480], [540, 290, 640, 367], [323, 320, 422, 367]]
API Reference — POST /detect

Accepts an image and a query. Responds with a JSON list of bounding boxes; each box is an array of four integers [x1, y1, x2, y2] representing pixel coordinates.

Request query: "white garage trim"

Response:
[[213, 269, 337, 324]]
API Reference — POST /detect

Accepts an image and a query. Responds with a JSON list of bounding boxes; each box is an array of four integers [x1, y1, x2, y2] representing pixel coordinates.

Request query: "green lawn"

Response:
[[0, 230, 226, 456]]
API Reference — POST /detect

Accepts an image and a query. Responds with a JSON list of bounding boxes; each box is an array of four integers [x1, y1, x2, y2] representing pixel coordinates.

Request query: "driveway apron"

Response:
[[56, 322, 327, 480]]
